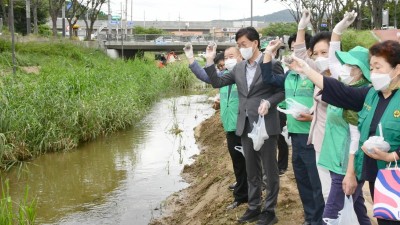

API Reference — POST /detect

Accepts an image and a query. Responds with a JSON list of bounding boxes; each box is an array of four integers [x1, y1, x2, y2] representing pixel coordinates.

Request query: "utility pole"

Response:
[[26, 0, 31, 35], [395, 0, 398, 29], [250, 0, 253, 27], [107, 0, 111, 38]]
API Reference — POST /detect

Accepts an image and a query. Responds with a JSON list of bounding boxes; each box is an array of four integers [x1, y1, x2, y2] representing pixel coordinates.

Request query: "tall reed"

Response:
[[0, 39, 196, 169]]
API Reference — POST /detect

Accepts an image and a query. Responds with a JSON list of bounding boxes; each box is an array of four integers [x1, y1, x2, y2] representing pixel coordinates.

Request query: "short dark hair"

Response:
[[214, 52, 225, 64], [288, 32, 312, 50], [370, 40, 400, 68], [235, 27, 260, 49], [309, 31, 332, 53]]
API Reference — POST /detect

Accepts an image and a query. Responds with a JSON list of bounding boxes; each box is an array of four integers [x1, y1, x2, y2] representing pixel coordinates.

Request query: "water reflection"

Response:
[[1, 94, 213, 225]]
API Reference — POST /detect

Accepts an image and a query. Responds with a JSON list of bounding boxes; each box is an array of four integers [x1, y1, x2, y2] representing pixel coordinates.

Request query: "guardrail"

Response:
[[97, 34, 236, 43]]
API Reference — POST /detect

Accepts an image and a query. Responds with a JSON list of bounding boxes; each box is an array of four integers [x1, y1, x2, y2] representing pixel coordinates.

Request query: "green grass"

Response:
[[0, 179, 36, 225], [0, 38, 196, 169]]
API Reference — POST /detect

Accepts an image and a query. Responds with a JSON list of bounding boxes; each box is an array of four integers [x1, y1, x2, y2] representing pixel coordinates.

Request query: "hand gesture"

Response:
[[284, 54, 311, 75], [298, 9, 311, 30], [361, 145, 396, 162], [205, 41, 217, 60], [265, 38, 282, 55], [333, 10, 358, 35], [295, 113, 313, 122], [258, 99, 270, 116], [183, 42, 194, 59]]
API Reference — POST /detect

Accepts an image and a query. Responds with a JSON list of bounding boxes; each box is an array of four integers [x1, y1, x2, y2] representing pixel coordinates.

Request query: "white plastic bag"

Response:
[[324, 196, 360, 225], [277, 98, 311, 119], [234, 146, 245, 157], [363, 123, 390, 153], [248, 115, 269, 151]]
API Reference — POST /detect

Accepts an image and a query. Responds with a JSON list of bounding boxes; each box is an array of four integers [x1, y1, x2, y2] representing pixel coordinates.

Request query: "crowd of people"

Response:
[[183, 9, 399, 225]]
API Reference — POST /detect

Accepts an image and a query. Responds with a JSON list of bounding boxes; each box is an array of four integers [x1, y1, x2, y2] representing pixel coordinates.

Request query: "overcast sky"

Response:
[[102, 0, 288, 22]]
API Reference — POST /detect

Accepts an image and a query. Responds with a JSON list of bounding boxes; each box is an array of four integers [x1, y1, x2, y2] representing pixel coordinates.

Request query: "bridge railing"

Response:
[[98, 34, 236, 43]]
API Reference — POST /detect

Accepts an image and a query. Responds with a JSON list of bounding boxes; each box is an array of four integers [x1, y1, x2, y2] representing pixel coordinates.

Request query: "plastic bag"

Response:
[[277, 98, 311, 119], [324, 196, 360, 225], [364, 136, 391, 153], [234, 146, 245, 157], [364, 123, 390, 153], [248, 115, 269, 151]]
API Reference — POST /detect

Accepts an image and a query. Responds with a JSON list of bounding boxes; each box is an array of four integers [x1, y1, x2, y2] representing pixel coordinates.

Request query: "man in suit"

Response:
[[204, 27, 285, 225]]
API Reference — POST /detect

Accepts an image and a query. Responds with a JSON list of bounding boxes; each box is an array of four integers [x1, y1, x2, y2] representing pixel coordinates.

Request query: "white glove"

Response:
[[298, 9, 311, 30], [183, 42, 194, 59], [333, 10, 358, 35], [258, 99, 271, 116], [205, 41, 217, 60], [284, 54, 311, 75], [265, 38, 282, 55]]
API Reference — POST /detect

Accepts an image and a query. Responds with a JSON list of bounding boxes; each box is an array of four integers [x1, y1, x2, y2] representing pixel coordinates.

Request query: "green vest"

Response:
[[318, 105, 350, 175], [220, 83, 239, 132], [355, 89, 400, 180], [284, 71, 314, 134]]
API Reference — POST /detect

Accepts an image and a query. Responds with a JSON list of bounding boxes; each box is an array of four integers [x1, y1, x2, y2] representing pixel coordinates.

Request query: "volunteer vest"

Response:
[[355, 88, 400, 180], [284, 71, 314, 134], [318, 105, 350, 175], [220, 83, 239, 132]]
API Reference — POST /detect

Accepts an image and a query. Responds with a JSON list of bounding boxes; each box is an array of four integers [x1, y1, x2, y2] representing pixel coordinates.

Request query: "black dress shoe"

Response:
[[256, 211, 278, 225], [228, 182, 237, 191], [238, 207, 261, 223], [279, 169, 287, 176], [301, 222, 311, 225]]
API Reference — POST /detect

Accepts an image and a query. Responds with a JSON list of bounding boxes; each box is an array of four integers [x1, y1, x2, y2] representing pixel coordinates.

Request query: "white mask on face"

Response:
[[224, 58, 237, 71], [314, 57, 329, 72], [370, 71, 393, 91], [339, 64, 353, 85], [240, 47, 254, 60]]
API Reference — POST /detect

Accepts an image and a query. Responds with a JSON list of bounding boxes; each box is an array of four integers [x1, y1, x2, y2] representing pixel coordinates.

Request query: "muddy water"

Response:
[[2, 94, 214, 225]]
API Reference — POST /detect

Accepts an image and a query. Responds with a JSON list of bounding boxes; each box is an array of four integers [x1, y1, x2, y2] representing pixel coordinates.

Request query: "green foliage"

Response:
[[341, 29, 378, 51], [133, 26, 164, 35], [260, 22, 297, 37], [0, 40, 195, 168], [38, 25, 52, 37], [0, 179, 37, 225]]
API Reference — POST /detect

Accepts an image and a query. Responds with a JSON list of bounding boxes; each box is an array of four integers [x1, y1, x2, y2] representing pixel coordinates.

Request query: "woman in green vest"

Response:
[[287, 40, 400, 225], [318, 45, 372, 225]]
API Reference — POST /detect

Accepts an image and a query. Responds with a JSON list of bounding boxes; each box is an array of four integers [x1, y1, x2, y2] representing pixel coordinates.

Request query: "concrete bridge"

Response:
[[99, 34, 237, 58]]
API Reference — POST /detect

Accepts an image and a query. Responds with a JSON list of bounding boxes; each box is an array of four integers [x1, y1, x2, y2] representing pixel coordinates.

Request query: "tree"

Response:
[[82, 0, 105, 41], [49, 0, 65, 36], [367, 0, 387, 29], [65, 0, 88, 39]]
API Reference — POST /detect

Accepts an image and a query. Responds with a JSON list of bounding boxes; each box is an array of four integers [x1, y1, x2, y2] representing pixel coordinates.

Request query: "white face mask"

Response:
[[339, 65, 353, 85], [370, 71, 393, 91], [314, 57, 329, 72], [240, 47, 254, 60], [224, 58, 237, 71]]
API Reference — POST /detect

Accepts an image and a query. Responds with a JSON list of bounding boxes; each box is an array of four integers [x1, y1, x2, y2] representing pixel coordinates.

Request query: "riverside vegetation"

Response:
[[0, 39, 196, 224]]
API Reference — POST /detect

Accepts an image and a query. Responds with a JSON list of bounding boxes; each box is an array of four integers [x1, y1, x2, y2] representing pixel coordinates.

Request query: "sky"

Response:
[[102, 0, 288, 22]]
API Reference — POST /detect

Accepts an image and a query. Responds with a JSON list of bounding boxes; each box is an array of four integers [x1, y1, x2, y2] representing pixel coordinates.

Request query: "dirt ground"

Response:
[[150, 111, 378, 225]]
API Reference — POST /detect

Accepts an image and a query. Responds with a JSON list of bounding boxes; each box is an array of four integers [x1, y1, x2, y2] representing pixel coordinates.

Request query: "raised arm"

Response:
[[286, 55, 369, 111], [261, 39, 287, 87], [204, 43, 235, 88], [329, 11, 358, 79], [294, 9, 318, 70]]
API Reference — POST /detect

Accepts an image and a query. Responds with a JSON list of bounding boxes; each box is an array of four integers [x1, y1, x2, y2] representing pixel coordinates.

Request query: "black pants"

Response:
[[226, 131, 248, 203], [277, 111, 289, 171], [369, 181, 400, 225]]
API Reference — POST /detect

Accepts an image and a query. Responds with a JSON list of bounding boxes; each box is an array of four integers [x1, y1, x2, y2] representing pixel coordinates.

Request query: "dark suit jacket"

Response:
[[205, 56, 285, 136]]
